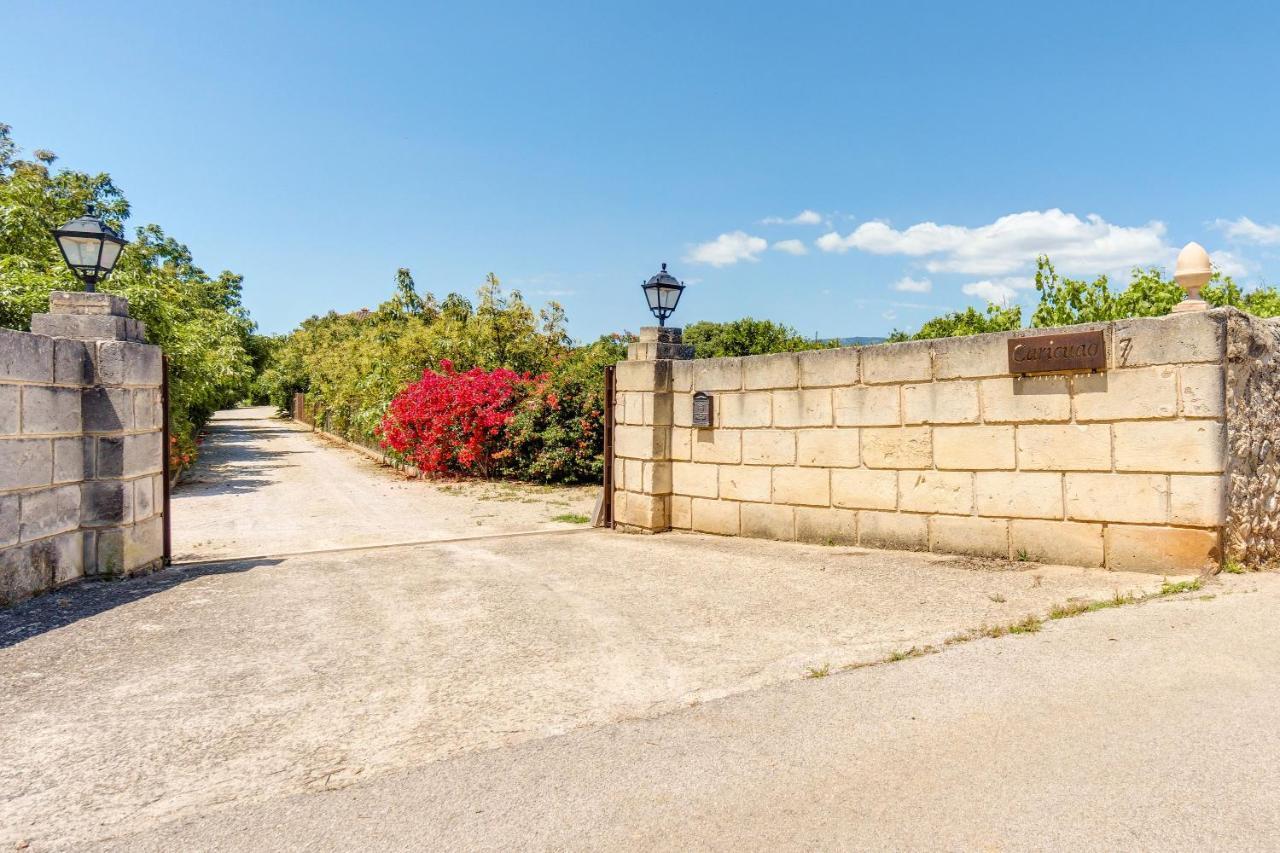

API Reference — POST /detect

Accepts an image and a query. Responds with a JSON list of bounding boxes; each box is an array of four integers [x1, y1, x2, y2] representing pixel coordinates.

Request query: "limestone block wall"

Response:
[[0, 293, 165, 606], [612, 311, 1250, 573]]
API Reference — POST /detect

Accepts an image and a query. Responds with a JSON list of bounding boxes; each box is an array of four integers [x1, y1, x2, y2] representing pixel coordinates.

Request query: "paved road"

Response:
[[0, 407, 1246, 850], [86, 573, 1280, 852]]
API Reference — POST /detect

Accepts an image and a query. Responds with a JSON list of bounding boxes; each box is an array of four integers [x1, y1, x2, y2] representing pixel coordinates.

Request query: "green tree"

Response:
[[894, 254, 1280, 343], [683, 317, 834, 358], [887, 304, 1022, 342], [0, 123, 255, 466]]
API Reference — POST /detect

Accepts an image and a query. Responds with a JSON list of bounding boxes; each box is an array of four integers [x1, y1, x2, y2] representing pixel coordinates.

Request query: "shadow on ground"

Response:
[[0, 558, 283, 649]]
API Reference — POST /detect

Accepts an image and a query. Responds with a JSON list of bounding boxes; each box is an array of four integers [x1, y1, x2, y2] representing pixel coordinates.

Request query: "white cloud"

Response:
[[762, 209, 823, 226], [817, 209, 1172, 277], [686, 231, 768, 267], [962, 280, 1019, 305], [1211, 250, 1251, 278], [882, 310, 897, 321], [1212, 217, 1280, 246], [772, 239, 808, 256], [892, 276, 932, 293]]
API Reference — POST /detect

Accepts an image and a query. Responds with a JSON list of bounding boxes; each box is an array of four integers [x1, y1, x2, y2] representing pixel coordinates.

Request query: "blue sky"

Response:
[[5, 1, 1280, 339]]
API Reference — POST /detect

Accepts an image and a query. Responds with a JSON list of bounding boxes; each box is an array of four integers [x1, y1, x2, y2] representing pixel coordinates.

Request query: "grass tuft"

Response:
[[1009, 615, 1043, 634], [805, 663, 831, 679], [1160, 577, 1204, 596], [1222, 558, 1247, 575], [830, 571, 1215, 679], [552, 512, 590, 524]]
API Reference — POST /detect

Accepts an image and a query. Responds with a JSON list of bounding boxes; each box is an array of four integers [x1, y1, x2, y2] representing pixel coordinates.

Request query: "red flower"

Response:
[[376, 360, 532, 478]]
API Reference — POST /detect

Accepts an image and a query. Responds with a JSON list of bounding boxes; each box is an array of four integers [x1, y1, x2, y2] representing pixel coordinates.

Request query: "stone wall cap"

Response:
[[48, 291, 131, 317]]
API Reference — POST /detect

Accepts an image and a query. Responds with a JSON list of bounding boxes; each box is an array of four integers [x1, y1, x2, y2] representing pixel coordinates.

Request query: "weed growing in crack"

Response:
[[552, 513, 590, 524]]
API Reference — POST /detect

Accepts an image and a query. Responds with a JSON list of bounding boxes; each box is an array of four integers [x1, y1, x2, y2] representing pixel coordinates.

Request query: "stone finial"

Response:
[[1172, 242, 1212, 314], [29, 291, 147, 342]]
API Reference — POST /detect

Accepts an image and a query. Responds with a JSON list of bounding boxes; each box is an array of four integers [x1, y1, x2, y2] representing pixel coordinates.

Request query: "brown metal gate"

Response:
[[161, 354, 172, 566], [600, 364, 615, 528]]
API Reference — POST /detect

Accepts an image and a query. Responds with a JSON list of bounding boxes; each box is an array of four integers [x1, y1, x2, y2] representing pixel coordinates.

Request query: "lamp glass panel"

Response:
[[644, 285, 660, 310], [98, 240, 123, 272], [59, 235, 102, 267], [659, 285, 681, 309]]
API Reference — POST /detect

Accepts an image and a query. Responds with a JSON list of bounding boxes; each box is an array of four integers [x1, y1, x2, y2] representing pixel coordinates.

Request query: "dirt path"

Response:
[[171, 406, 598, 561], [0, 408, 1194, 849]]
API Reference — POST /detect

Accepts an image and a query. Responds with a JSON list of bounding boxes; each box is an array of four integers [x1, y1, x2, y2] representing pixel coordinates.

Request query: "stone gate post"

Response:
[[30, 292, 165, 579], [611, 327, 691, 532]]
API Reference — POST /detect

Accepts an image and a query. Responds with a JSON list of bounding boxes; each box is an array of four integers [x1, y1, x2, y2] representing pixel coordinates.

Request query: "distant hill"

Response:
[[832, 336, 887, 347]]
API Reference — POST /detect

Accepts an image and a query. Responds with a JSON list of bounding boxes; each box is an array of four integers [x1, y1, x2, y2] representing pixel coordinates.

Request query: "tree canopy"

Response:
[[682, 317, 834, 358], [0, 122, 257, 465], [892, 255, 1280, 342]]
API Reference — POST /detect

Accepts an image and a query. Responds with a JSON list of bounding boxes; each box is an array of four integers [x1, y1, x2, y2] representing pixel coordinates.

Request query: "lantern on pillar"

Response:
[[52, 204, 128, 293], [641, 262, 685, 327]]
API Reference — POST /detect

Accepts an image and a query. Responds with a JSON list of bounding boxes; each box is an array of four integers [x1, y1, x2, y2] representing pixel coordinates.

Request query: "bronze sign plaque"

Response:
[[1007, 330, 1106, 375], [692, 392, 713, 428]]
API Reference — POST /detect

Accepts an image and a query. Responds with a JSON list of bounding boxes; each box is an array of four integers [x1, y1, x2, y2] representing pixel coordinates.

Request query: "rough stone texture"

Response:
[[899, 470, 972, 516], [19, 485, 81, 542], [741, 430, 794, 465], [1016, 424, 1111, 471], [861, 427, 931, 469], [797, 347, 859, 388], [0, 328, 54, 383], [858, 511, 927, 550], [20, 386, 82, 435], [934, 425, 1015, 470], [740, 502, 795, 540], [771, 467, 829, 506], [0, 385, 18, 435], [795, 429, 859, 467], [691, 498, 739, 535], [929, 515, 1009, 559], [794, 506, 857, 544], [771, 389, 832, 428], [833, 384, 900, 427], [718, 465, 771, 503], [47, 290, 129, 316], [1224, 312, 1280, 569], [743, 353, 798, 390], [1010, 519, 1105, 567], [831, 468, 897, 510], [901, 381, 980, 425]]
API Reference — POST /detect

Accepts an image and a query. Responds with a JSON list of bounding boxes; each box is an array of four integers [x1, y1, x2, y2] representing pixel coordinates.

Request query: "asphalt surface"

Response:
[[84, 573, 1280, 852]]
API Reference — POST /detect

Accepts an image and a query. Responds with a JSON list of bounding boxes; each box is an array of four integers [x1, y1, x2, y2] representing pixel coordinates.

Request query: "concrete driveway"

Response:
[[0, 407, 1205, 849]]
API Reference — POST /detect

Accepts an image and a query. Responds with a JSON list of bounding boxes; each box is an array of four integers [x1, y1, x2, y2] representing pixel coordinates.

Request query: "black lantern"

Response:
[[641, 262, 685, 326], [52, 204, 127, 292]]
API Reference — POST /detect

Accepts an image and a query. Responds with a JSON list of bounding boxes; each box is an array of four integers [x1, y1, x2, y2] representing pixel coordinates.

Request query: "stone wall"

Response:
[[612, 311, 1245, 573], [1224, 312, 1280, 569], [0, 292, 165, 605]]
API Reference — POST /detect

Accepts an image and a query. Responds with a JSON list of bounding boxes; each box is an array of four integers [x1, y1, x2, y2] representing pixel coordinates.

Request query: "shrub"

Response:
[[502, 335, 627, 483], [377, 360, 532, 477]]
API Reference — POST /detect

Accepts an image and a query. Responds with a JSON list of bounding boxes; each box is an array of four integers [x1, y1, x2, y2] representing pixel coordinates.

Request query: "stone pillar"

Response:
[[32, 292, 165, 578], [612, 327, 691, 532]]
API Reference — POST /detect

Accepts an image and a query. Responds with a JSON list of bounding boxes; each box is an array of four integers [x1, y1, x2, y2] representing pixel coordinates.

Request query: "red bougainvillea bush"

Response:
[[377, 360, 533, 477]]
